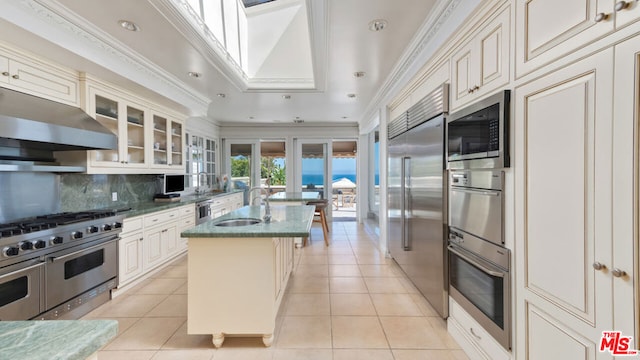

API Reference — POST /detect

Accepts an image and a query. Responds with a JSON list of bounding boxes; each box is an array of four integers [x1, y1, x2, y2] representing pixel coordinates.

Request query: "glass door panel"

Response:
[[261, 141, 286, 195], [170, 121, 183, 166], [230, 143, 252, 191], [301, 143, 327, 199], [93, 95, 119, 164], [152, 115, 167, 166], [126, 106, 145, 165]]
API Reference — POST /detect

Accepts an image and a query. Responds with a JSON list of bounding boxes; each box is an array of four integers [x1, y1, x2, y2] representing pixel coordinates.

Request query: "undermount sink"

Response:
[[214, 218, 262, 227]]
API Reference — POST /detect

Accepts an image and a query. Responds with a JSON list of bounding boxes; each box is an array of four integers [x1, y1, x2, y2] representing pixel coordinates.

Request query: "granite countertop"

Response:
[[269, 191, 320, 202], [181, 205, 315, 238], [119, 190, 243, 218], [0, 320, 117, 360]]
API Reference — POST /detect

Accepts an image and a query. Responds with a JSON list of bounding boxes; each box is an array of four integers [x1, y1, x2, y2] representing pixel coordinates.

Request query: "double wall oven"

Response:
[[0, 210, 123, 320], [446, 89, 511, 350]]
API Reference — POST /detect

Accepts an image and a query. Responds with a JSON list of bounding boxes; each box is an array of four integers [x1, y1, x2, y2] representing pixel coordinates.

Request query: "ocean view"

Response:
[[303, 174, 356, 186]]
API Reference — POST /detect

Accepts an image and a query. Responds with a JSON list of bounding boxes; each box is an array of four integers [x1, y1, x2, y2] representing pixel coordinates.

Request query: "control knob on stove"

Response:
[[32, 240, 46, 249], [102, 224, 113, 231], [71, 231, 83, 240], [87, 226, 99, 234], [2, 246, 19, 257], [113, 222, 123, 229], [18, 241, 34, 251], [50, 236, 63, 245]]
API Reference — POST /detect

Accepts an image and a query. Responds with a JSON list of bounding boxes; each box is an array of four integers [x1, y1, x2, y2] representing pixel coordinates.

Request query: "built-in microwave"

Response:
[[447, 90, 510, 169]]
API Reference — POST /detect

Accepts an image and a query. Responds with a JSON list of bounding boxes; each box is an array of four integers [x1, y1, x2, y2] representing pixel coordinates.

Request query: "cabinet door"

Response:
[[91, 94, 121, 166], [515, 0, 614, 77], [170, 119, 184, 168], [274, 238, 282, 301], [451, 5, 510, 110], [612, 34, 639, 347], [119, 232, 143, 285], [124, 105, 145, 166], [0, 54, 8, 85], [164, 225, 178, 257], [7, 58, 78, 105], [514, 49, 614, 359], [144, 228, 164, 271], [615, 0, 640, 28]]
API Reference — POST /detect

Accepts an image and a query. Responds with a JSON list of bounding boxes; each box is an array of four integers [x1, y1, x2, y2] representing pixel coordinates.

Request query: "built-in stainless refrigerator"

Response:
[[387, 84, 448, 318]]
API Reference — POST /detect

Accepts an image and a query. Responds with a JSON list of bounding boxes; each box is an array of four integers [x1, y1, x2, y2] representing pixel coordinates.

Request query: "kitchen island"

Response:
[[180, 205, 315, 348]]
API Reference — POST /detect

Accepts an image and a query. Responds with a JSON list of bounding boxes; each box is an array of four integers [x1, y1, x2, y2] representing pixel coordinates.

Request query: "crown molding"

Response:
[[358, 0, 469, 129], [5, 0, 210, 115]]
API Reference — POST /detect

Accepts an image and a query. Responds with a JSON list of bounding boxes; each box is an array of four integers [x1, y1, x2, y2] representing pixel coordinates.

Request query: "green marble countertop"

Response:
[[269, 191, 320, 202], [0, 320, 117, 360], [120, 190, 243, 218], [181, 205, 315, 238]]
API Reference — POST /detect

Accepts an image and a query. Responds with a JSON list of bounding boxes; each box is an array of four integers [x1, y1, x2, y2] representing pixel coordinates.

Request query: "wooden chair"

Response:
[[304, 199, 330, 246]]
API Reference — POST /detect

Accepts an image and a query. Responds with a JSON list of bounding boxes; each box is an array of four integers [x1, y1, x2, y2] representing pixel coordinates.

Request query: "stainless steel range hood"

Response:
[[0, 88, 118, 172]]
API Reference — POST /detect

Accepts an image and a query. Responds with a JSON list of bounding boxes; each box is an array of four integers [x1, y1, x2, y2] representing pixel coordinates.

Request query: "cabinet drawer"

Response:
[[179, 217, 195, 230], [178, 204, 195, 218], [144, 209, 179, 228], [450, 299, 510, 360], [122, 216, 143, 234]]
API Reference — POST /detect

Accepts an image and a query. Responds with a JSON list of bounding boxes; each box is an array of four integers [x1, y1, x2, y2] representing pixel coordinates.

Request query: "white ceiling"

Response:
[[0, 0, 440, 125]]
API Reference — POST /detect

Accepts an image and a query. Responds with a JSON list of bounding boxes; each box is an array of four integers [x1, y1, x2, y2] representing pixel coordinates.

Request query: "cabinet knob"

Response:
[[11, 74, 19, 79], [612, 268, 627, 277], [615, 1, 630, 11], [592, 262, 606, 270], [1, 71, 8, 76], [594, 12, 609, 22]]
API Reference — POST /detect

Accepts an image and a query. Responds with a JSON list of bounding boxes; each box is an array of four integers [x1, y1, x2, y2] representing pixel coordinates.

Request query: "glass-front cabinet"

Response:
[[152, 115, 183, 168], [60, 77, 186, 174], [185, 133, 216, 190]]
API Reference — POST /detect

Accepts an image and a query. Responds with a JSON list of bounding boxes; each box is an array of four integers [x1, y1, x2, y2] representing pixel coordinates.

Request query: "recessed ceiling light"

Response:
[[354, 71, 366, 78], [347, 93, 357, 98], [216, 93, 226, 98], [282, 95, 291, 100], [118, 20, 140, 32], [187, 72, 201, 78], [368, 19, 387, 32]]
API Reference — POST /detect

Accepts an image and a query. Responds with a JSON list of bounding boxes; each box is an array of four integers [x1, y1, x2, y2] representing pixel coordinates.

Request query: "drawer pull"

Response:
[[470, 327, 482, 340], [11, 74, 19, 79], [594, 12, 609, 22], [615, 1, 630, 11], [1, 71, 8, 76], [612, 268, 627, 278]]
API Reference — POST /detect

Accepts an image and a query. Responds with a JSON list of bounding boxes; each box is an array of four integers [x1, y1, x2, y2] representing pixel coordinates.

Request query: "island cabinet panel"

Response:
[[118, 231, 143, 284], [188, 236, 295, 347]]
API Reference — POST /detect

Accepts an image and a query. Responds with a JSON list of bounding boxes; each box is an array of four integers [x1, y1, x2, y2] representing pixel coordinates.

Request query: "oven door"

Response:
[[449, 186, 503, 245], [448, 243, 510, 349], [45, 236, 118, 310], [196, 200, 212, 225], [0, 258, 44, 320]]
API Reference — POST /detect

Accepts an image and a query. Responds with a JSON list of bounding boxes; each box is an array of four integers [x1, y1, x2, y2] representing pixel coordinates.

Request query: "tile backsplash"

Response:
[[60, 174, 160, 211]]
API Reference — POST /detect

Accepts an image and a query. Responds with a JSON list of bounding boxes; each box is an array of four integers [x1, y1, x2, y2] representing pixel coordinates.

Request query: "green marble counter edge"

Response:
[[119, 190, 243, 218], [181, 205, 315, 238], [0, 320, 117, 360]]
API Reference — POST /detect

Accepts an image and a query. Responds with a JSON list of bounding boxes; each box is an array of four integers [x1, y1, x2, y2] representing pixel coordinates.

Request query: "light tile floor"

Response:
[[85, 221, 469, 360]]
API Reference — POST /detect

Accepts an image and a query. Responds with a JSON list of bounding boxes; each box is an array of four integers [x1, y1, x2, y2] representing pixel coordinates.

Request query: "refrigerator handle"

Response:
[[402, 156, 411, 250]]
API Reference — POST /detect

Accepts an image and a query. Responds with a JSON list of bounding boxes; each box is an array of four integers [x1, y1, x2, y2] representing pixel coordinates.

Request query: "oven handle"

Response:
[[448, 245, 504, 278], [450, 188, 500, 196], [0, 261, 45, 280], [47, 236, 118, 263]]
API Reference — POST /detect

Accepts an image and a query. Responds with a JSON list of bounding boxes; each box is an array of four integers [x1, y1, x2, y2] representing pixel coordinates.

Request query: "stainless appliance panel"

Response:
[[45, 237, 118, 309], [0, 259, 44, 320], [388, 115, 448, 318], [0, 172, 59, 223], [448, 240, 511, 349], [196, 199, 213, 225], [449, 170, 504, 246]]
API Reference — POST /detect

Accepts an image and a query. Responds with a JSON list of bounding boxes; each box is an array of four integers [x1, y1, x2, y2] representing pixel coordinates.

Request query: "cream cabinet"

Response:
[[117, 204, 193, 288], [56, 76, 186, 174], [515, 0, 640, 77], [514, 45, 636, 358], [188, 236, 295, 348], [0, 46, 78, 106], [450, 4, 510, 110]]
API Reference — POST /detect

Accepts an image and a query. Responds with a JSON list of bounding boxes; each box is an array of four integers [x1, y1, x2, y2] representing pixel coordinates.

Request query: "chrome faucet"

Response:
[[263, 176, 271, 223], [248, 176, 272, 223]]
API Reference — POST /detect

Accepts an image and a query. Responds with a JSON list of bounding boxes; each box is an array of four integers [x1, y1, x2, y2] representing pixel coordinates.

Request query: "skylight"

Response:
[[242, 0, 276, 8]]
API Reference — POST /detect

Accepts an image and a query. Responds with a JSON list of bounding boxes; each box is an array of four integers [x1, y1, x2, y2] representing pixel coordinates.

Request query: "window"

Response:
[[185, 133, 216, 190]]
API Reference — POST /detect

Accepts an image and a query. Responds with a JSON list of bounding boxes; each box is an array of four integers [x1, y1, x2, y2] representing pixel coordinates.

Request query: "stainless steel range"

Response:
[[0, 209, 124, 320]]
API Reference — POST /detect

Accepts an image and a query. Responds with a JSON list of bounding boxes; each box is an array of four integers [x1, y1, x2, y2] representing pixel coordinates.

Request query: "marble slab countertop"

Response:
[[181, 205, 315, 238], [269, 191, 320, 202], [0, 320, 117, 360], [116, 190, 243, 218]]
